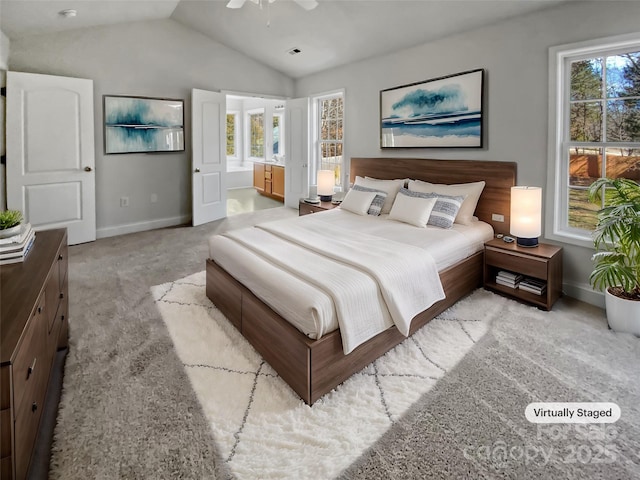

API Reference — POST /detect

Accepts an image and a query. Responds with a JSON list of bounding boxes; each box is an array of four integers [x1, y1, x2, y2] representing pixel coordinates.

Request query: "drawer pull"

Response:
[[27, 358, 37, 378], [60, 292, 64, 299], [59, 254, 64, 261], [37, 306, 42, 314], [31, 402, 38, 413]]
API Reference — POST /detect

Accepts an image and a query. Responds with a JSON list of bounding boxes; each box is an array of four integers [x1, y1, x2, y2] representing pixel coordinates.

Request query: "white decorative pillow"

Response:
[[408, 179, 486, 225], [400, 190, 465, 228], [388, 188, 437, 228], [339, 189, 378, 216], [354, 176, 405, 214], [351, 184, 388, 216]]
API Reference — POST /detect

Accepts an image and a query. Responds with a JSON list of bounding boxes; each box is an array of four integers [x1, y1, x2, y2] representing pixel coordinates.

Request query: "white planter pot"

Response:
[[0, 224, 22, 239], [605, 289, 640, 336]]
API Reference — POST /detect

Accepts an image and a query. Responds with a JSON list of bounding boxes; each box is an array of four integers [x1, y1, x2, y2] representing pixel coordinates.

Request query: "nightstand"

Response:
[[483, 238, 563, 310], [298, 199, 339, 216]]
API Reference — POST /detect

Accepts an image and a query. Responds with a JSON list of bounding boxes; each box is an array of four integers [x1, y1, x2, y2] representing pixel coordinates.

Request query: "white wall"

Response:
[[0, 28, 9, 211], [8, 18, 294, 237], [294, 0, 640, 306]]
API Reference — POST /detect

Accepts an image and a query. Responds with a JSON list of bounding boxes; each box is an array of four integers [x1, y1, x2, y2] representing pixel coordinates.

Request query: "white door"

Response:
[[7, 72, 96, 244], [192, 89, 227, 226], [284, 97, 309, 209]]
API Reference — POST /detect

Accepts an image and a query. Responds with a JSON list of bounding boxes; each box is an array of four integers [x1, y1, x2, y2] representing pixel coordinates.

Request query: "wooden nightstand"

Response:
[[298, 199, 339, 216], [483, 238, 563, 310]]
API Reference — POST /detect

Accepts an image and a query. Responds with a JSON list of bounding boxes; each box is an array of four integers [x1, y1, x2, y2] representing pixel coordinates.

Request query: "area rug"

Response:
[[151, 272, 500, 479]]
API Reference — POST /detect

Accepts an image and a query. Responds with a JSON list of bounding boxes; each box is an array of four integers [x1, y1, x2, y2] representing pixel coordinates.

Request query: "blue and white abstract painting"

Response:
[[104, 96, 184, 154], [380, 69, 483, 148]]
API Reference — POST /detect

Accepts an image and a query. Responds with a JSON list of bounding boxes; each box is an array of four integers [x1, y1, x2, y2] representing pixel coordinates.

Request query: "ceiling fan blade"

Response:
[[294, 0, 318, 10], [226, 0, 247, 8]]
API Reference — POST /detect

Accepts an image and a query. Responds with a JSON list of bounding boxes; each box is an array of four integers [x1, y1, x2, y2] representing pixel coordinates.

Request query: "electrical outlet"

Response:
[[492, 213, 505, 222], [120, 196, 129, 207], [150, 193, 158, 203]]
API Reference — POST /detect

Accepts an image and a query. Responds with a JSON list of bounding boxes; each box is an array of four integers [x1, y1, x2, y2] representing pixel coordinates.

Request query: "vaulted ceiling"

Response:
[[1, 0, 569, 78]]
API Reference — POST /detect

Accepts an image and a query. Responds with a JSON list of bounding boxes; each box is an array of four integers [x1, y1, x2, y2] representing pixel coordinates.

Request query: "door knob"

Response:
[[195, 168, 201, 173], [84, 166, 92, 172]]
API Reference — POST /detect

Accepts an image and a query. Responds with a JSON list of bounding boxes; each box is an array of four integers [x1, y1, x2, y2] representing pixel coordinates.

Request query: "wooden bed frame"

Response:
[[206, 157, 516, 404]]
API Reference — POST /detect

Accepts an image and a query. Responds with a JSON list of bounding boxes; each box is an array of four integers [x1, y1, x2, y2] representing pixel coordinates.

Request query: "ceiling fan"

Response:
[[226, 0, 319, 11]]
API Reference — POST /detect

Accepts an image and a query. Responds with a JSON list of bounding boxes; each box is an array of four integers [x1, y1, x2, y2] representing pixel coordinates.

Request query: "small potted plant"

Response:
[[588, 177, 640, 335], [0, 210, 24, 238]]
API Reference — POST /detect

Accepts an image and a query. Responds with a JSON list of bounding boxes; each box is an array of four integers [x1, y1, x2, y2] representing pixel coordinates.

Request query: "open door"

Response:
[[192, 89, 227, 226], [284, 97, 310, 209], [6, 71, 96, 244]]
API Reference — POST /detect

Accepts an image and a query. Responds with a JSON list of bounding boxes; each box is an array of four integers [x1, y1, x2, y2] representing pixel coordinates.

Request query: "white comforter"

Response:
[[209, 209, 493, 353]]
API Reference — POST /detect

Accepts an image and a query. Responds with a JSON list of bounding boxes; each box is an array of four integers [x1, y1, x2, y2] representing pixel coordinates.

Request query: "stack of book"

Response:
[[495, 270, 523, 289], [0, 223, 36, 265], [519, 277, 547, 295]]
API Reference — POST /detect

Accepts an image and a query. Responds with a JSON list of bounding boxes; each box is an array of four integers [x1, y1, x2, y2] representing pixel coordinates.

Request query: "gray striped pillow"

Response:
[[351, 184, 388, 216], [397, 188, 465, 228]]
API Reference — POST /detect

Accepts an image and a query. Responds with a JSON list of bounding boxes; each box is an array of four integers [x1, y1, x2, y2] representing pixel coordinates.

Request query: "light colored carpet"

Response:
[[48, 205, 640, 479], [151, 271, 496, 479]]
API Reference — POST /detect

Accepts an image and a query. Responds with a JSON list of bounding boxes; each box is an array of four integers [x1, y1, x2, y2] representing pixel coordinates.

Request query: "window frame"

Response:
[[226, 111, 240, 160], [547, 32, 640, 248], [311, 90, 345, 190], [246, 108, 265, 161]]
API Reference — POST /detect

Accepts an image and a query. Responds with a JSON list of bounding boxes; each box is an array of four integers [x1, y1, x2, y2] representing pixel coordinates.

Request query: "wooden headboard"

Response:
[[350, 157, 517, 234]]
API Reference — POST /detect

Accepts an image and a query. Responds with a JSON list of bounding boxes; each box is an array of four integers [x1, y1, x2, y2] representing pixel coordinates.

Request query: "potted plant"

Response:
[[588, 177, 640, 335], [0, 210, 24, 238]]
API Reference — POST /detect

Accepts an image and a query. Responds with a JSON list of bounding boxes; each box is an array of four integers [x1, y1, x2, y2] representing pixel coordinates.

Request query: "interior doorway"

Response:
[[225, 93, 287, 215]]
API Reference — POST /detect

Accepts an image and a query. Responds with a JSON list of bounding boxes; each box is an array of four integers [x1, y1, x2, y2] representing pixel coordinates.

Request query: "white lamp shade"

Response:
[[317, 170, 334, 196], [510, 186, 542, 239]]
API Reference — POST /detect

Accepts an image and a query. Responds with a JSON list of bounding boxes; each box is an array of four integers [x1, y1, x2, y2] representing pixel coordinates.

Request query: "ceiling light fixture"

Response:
[[59, 9, 77, 18]]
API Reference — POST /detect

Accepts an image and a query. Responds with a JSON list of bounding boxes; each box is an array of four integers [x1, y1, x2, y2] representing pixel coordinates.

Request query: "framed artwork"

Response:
[[104, 95, 185, 154], [380, 68, 484, 148]]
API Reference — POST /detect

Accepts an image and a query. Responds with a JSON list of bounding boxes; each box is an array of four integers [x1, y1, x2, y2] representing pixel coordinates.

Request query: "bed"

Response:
[[206, 157, 517, 404]]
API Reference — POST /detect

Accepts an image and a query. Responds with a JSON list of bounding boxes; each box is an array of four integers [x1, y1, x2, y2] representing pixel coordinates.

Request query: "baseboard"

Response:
[[563, 281, 605, 308], [96, 214, 191, 239]]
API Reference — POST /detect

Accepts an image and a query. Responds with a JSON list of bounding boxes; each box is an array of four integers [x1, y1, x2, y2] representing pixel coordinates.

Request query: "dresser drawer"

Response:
[[485, 247, 548, 279], [12, 294, 48, 411], [13, 380, 47, 480]]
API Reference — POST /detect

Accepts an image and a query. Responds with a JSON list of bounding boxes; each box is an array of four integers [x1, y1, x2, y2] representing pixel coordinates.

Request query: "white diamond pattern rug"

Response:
[[151, 271, 499, 479]]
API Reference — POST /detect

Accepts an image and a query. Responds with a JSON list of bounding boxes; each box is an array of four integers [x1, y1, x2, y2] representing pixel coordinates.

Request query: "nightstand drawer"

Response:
[[485, 247, 547, 279]]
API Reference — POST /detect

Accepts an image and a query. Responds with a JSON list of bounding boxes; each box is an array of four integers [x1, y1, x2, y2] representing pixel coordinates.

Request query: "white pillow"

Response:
[[388, 189, 437, 228], [339, 189, 378, 216], [354, 176, 405, 214], [408, 179, 486, 225]]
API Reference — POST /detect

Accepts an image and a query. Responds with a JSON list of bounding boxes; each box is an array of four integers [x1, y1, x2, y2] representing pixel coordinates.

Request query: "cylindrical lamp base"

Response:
[[516, 237, 539, 247]]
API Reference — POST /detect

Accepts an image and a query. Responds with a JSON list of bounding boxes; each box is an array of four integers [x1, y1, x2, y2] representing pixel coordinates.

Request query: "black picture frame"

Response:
[[104, 95, 185, 154], [380, 68, 484, 148]]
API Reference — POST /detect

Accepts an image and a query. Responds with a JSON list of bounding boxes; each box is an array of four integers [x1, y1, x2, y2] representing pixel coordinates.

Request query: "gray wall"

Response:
[[7, 18, 294, 237], [294, 0, 640, 306]]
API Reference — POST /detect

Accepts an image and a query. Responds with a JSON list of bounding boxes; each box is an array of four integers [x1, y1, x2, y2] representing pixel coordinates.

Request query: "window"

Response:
[[226, 112, 238, 158], [313, 92, 344, 189], [248, 110, 264, 159], [273, 112, 284, 156], [549, 34, 640, 246]]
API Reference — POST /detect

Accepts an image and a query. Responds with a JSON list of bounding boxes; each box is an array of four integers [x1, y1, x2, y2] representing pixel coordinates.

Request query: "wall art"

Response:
[[380, 69, 484, 148], [104, 95, 184, 154]]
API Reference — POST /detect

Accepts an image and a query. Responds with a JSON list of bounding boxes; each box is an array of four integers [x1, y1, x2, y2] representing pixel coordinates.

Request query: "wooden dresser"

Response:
[[1, 229, 69, 480]]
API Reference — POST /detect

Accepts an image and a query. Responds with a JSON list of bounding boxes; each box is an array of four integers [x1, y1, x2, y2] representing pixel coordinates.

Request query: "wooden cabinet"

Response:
[[271, 165, 285, 201], [253, 162, 265, 193], [0, 229, 69, 480], [253, 163, 284, 202], [298, 199, 339, 216], [483, 238, 562, 310]]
